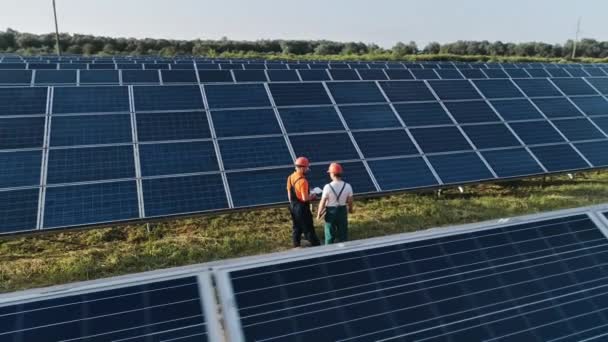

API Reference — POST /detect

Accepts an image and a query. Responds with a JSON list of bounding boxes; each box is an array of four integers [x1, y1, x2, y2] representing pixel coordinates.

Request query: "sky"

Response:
[[1, 0, 607, 48]]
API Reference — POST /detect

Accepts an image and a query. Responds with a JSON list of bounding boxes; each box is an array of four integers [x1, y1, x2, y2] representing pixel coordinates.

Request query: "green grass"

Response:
[[1, 172, 607, 293]]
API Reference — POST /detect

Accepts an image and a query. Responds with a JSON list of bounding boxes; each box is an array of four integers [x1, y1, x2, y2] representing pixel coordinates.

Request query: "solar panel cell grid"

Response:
[[410, 126, 472, 153], [133, 85, 204, 112], [551, 118, 606, 141], [368, 157, 438, 190], [379, 80, 436, 102], [0, 70, 32, 84], [139, 141, 218, 176], [289, 133, 360, 163], [121, 70, 160, 84], [0, 150, 42, 189], [227, 214, 608, 342], [444, 100, 500, 124], [530, 144, 590, 172], [490, 99, 544, 121], [339, 104, 401, 129], [0, 117, 45, 149], [429, 80, 482, 100], [0, 188, 39, 233], [352, 129, 418, 158], [0, 87, 47, 116], [575, 140, 608, 167], [53, 86, 130, 114], [219, 137, 292, 170], [429, 152, 495, 183], [481, 148, 545, 177], [268, 83, 332, 106], [532, 98, 584, 118]]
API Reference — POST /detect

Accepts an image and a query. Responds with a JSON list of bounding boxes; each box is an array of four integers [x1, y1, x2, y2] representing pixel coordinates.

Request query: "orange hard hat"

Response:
[[327, 162, 343, 174], [295, 156, 310, 168]]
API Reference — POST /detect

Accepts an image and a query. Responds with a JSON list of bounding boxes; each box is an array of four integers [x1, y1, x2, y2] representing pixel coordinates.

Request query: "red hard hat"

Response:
[[327, 162, 343, 174], [295, 157, 310, 168]]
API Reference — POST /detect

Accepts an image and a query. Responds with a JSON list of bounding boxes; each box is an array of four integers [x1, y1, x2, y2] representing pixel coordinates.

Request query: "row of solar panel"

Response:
[[1, 79, 607, 233], [2, 206, 608, 342], [2, 69, 608, 86], [2, 78, 608, 114], [2, 61, 608, 73]]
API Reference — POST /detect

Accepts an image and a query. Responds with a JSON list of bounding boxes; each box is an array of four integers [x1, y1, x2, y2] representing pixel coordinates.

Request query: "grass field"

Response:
[[1, 171, 607, 293]]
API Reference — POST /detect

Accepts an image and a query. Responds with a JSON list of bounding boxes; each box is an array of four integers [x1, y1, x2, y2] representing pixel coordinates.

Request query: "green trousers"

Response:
[[324, 206, 348, 244]]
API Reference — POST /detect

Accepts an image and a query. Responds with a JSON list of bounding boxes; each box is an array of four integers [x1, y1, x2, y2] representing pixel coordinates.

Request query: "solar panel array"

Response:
[[0, 272, 220, 342], [1, 57, 608, 235], [2, 204, 608, 342], [216, 205, 608, 342]]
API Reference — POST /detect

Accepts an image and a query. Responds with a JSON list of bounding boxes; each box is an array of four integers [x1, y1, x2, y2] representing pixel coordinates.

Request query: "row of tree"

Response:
[[1, 28, 607, 59]]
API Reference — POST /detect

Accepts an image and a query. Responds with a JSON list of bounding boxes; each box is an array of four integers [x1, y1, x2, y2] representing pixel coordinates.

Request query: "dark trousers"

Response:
[[289, 201, 321, 247]]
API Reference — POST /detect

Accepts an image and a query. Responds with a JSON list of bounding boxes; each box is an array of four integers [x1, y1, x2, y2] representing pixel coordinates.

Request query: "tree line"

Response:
[[1, 28, 607, 60]]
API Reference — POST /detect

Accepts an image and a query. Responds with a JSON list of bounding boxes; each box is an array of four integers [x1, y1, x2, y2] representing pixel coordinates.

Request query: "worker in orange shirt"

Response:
[[286, 156, 321, 248]]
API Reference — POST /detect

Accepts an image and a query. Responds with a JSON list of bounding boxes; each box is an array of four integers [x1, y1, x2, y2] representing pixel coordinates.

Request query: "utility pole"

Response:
[[572, 17, 581, 59], [52, 0, 61, 56]]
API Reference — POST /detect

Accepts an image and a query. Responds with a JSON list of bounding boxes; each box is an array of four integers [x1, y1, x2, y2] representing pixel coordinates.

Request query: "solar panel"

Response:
[[483, 68, 509, 79], [0, 87, 47, 116], [586, 77, 608, 94], [0, 274, 217, 342], [551, 78, 598, 96], [529, 144, 590, 172], [411, 69, 439, 80], [385, 69, 414, 80], [460, 69, 487, 79], [50, 114, 132, 146], [504, 68, 530, 78], [532, 98, 584, 118], [139, 141, 218, 176], [462, 123, 522, 149], [144, 175, 227, 216], [473, 79, 524, 99], [368, 157, 439, 190], [357, 69, 388, 80], [551, 118, 606, 141], [219, 137, 292, 170], [393, 102, 452, 126], [136, 111, 211, 141], [444, 100, 500, 124], [54, 86, 129, 114], [410, 126, 472, 153], [571, 96, 608, 116], [513, 79, 562, 97], [198, 70, 233, 83], [490, 99, 544, 120], [0, 70, 32, 85], [267, 70, 299, 82], [352, 129, 418, 158], [326, 81, 386, 104], [232, 70, 268, 82], [122, 69, 160, 84], [212, 108, 281, 137], [481, 148, 545, 177], [217, 209, 608, 341], [436, 69, 464, 79], [575, 140, 608, 167], [0, 150, 41, 188], [0, 188, 39, 233], [79, 70, 119, 84], [0, 117, 45, 149], [268, 82, 332, 106], [339, 104, 401, 129], [379, 80, 435, 102], [161, 70, 198, 83], [278, 106, 344, 133], [298, 69, 330, 81], [429, 80, 482, 100], [133, 85, 204, 111]]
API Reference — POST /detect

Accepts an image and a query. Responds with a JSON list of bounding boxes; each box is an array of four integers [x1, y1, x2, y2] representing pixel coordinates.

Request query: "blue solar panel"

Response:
[[462, 123, 521, 149], [145, 63, 169, 70], [546, 68, 571, 78], [205, 84, 270, 109], [504, 68, 530, 78], [459, 69, 487, 79], [219, 137, 291, 170], [54, 86, 129, 114], [34, 70, 76, 85], [278, 106, 343, 133], [161, 70, 198, 83], [136, 111, 210, 142], [143, 175, 227, 216], [28, 63, 57, 69], [571, 96, 608, 116], [368, 157, 438, 190], [353, 129, 418, 158], [198, 70, 233, 83], [473, 79, 525, 99], [525, 68, 551, 77], [43, 181, 139, 228], [586, 78, 608, 94], [0, 150, 41, 188], [482, 69, 509, 79], [584, 68, 607, 77], [196, 63, 220, 70], [567, 68, 589, 77], [444, 100, 500, 124], [50, 114, 132, 147], [89, 63, 116, 70], [378, 81, 435, 102], [0, 70, 32, 84], [0, 188, 39, 233], [393, 102, 452, 126], [212, 108, 281, 137], [139, 141, 218, 176], [339, 104, 401, 129], [328, 69, 359, 80], [411, 69, 439, 80], [490, 99, 544, 121], [79, 70, 119, 84], [552, 118, 606, 141], [298, 69, 330, 81], [551, 78, 598, 96], [233, 70, 268, 82], [357, 69, 388, 80], [121, 70, 160, 84], [530, 144, 590, 172], [46, 146, 135, 184], [385, 69, 414, 80], [0, 276, 210, 341], [0, 117, 45, 149], [289, 133, 360, 162], [224, 212, 608, 341], [410, 126, 472, 153], [533, 98, 584, 118], [575, 140, 608, 167], [327, 81, 385, 104], [513, 79, 562, 97], [0, 63, 26, 70], [267, 70, 299, 82], [436, 69, 464, 79], [268, 83, 332, 106], [509, 120, 566, 145], [482, 148, 544, 177], [133, 85, 204, 112], [307, 161, 376, 194], [429, 152, 494, 184], [0, 87, 47, 116], [227, 167, 290, 207], [429, 80, 482, 100]]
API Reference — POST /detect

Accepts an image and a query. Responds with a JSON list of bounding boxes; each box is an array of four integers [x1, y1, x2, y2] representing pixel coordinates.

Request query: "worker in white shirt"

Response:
[[316, 163, 354, 244]]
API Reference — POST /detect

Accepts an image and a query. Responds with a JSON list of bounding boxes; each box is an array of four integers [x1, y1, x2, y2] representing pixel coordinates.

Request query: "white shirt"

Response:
[[321, 180, 353, 207]]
